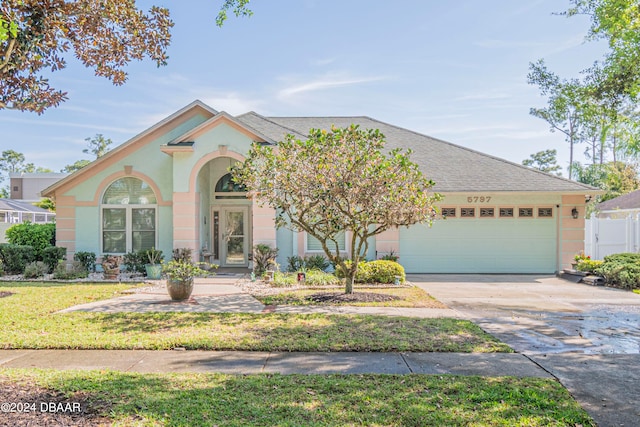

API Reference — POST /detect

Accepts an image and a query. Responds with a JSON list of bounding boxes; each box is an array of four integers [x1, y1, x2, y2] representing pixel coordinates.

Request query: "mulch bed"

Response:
[[0, 378, 112, 426], [306, 292, 401, 303], [0, 292, 13, 299]]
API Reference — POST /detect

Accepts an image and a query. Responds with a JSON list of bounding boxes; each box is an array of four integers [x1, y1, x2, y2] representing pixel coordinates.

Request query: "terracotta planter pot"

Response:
[[166, 278, 194, 301], [103, 269, 119, 280]]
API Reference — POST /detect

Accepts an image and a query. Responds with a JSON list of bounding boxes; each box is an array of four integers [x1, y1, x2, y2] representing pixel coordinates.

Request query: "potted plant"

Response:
[[162, 259, 215, 300], [101, 255, 122, 280], [144, 248, 164, 280]]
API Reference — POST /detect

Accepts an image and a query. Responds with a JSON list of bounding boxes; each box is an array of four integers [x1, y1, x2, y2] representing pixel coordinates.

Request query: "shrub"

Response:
[[304, 255, 330, 271], [286, 255, 330, 272], [0, 259, 4, 276], [380, 249, 399, 262], [576, 259, 603, 274], [272, 271, 297, 287], [0, 244, 35, 274], [41, 246, 66, 273], [286, 255, 304, 272], [304, 270, 341, 286], [23, 261, 49, 279], [595, 253, 640, 290], [5, 222, 55, 260], [53, 260, 89, 280], [336, 260, 405, 284], [74, 251, 97, 272], [364, 260, 406, 283], [253, 244, 278, 276], [123, 251, 147, 274], [172, 248, 193, 263]]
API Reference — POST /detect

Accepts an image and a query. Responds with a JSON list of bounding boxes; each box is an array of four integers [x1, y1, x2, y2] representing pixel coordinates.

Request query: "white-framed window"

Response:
[[306, 231, 346, 252], [101, 177, 157, 254]]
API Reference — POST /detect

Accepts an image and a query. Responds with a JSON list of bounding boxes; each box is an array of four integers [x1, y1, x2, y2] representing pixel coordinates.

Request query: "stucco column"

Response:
[[252, 203, 276, 248], [172, 191, 200, 257], [53, 195, 76, 260], [560, 195, 586, 270], [375, 227, 400, 260]]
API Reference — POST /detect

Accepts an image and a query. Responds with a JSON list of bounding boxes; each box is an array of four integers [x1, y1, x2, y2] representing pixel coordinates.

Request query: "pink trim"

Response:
[[188, 150, 246, 193]]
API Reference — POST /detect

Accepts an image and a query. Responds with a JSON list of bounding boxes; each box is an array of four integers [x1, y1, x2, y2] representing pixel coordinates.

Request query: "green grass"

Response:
[[1, 369, 595, 426], [255, 286, 447, 308], [0, 281, 510, 352], [634, 289, 640, 295]]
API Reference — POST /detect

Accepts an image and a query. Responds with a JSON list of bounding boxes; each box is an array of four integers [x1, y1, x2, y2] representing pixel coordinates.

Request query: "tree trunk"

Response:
[[345, 274, 354, 294]]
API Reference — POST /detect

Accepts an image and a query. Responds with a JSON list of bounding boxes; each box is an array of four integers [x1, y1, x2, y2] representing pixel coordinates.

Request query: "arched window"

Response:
[[101, 177, 157, 253], [214, 173, 247, 199]]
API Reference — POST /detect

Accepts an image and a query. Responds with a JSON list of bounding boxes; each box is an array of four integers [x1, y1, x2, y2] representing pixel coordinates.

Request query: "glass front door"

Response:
[[219, 207, 249, 267]]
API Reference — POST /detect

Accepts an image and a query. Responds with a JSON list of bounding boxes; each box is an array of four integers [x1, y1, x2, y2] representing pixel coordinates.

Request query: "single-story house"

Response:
[[43, 100, 597, 273], [595, 189, 640, 219]]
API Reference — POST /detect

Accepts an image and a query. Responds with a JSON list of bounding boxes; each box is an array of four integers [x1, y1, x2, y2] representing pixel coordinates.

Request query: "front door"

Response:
[[218, 206, 249, 267]]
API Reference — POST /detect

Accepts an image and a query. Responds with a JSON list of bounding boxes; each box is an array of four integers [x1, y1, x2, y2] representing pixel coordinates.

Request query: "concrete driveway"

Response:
[[410, 274, 640, 427]]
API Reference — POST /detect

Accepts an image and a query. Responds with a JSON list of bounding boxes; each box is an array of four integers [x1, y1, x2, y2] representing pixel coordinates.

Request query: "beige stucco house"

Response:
[[43, 100, 597, 273]]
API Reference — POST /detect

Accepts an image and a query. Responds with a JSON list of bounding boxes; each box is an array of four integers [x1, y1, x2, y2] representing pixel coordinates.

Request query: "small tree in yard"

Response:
[[233, 125, 441, 294]]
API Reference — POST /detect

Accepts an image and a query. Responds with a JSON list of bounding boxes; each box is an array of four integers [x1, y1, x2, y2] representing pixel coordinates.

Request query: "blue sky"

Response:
[[1, 0, 607, 176]]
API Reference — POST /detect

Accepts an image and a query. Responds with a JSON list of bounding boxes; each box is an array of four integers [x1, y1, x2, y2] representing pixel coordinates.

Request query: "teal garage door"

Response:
[[399, 217, 557, 273]]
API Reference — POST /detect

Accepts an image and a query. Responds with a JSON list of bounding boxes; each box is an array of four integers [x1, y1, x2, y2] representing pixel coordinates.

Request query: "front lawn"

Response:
[[0, 282, 510, 352], [0, 369, 595, 426]]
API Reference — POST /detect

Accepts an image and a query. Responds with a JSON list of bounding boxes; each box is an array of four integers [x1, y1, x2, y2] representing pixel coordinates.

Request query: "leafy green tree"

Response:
[[233, 125, 442, 294], [527, 60, 593, 180], [62, 160, 91, 173], [33, 197, 55, 212], [574, 161, 640, 202], [0, 149, 26, 173], [83, 134, 113, 159], [567, 0, 640, 102], [522, 149, 562, 176], [1, 1, 252, 114]]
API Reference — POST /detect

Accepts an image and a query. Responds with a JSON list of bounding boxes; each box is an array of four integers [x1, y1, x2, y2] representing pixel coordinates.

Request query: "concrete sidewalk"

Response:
[[0, 349, 552, 377]]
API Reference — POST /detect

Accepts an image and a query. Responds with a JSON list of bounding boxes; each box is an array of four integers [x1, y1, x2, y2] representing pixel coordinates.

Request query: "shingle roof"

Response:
[[237, 113, 596, 193], [0, 199, 51, 213], [597, 189, 640, 211]]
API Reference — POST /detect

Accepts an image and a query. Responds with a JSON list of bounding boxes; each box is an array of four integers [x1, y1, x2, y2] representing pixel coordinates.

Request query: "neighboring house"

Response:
[[42, 100, 597, 273], [9, 172, 68, 201], [595, 189, 640, 219], [0, 199, 56, 243], [0, 172, 63, 241]]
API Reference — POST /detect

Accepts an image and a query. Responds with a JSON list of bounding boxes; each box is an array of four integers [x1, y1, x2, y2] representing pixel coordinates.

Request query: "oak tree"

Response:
[[233, 125, 441, 294]]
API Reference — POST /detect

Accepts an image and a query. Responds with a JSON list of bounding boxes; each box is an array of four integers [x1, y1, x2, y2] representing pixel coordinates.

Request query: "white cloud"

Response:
[[277, 74, 387, 100], [474, 33, 586, 55], [453, 92, 512, 102], [0, 116, 137, 134]]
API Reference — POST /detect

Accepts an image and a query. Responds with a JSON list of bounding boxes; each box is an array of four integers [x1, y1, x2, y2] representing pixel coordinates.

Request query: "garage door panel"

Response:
[[399, 218, 556, 273]]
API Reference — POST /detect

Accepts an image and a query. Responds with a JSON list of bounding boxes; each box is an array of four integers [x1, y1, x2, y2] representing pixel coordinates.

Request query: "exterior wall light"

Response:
[[571, 207, 579, 219]]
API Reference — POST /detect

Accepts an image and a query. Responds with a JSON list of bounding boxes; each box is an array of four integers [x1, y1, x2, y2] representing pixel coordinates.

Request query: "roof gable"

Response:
[[43, 100, 217, 197], [167, 111, 274, 147]]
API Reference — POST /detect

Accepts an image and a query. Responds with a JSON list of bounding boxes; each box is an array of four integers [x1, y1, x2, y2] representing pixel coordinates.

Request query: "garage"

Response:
[[399, 204, 558, 274]]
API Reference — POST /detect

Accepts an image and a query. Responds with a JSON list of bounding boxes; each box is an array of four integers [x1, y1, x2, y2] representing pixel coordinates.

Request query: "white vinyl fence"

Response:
[[585, 214, 640, 260]]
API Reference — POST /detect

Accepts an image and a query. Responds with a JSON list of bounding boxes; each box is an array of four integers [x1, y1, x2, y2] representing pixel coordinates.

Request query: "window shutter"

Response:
[[307, 231, 345, 251]]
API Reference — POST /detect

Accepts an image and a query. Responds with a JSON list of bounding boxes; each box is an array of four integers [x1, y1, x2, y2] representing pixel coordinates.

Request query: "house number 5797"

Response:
[[467, 196, 492, 203]]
